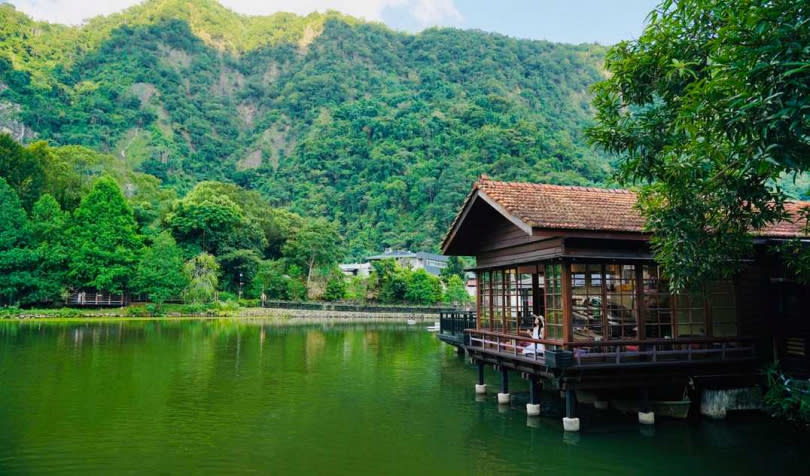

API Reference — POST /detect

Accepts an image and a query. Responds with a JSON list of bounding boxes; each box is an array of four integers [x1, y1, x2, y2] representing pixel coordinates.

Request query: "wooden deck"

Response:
[[466, 329, 755, 369], [439, 312, 757, 390], [437, 310, 475, 347], [67, 292, 127, 307]]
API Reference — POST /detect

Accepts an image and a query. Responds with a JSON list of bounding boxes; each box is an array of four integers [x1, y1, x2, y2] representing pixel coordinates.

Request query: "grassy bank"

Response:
[[0, 302, 445, 320], [0, 303, 239, 319]]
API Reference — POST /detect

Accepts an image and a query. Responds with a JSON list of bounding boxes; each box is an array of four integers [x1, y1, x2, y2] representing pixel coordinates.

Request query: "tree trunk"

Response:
[[306, 256, 315, 299]]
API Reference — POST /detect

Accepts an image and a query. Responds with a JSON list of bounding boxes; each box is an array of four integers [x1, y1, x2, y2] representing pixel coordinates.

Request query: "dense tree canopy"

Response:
[[588, 0, 810, 290], [0, 0, 613, 257], [184, 252, 219, 303], [67, 176, 143, 293], [282, 218, 343, 296], [132, 231, 187, 305], [28, 194, 69, 304], [0, 178, 35, 305]]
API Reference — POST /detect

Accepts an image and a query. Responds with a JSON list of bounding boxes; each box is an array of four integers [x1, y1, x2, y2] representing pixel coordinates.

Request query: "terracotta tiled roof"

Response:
[[448, 176, 810, 238], [476, 178, 645, 233], [761, 201, 810, 238]]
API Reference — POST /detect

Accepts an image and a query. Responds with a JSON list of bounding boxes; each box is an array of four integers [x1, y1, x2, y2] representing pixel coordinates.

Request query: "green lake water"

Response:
[[1, 319, 808, 475]]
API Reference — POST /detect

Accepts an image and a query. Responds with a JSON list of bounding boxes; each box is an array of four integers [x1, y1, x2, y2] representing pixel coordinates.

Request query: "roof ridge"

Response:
[[479, 179, 635, 194]]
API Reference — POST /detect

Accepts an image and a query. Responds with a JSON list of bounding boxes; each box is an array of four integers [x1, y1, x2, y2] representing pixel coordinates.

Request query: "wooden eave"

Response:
[[441, 189, 533, 255]]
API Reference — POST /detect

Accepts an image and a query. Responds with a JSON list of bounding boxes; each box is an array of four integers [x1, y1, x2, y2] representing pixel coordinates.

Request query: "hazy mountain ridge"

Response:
[[0, 0, 612, 256]]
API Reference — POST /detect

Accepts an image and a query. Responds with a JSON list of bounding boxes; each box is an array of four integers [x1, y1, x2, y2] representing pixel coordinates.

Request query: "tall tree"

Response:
[[184, 252, 219, 304], [0, 134, 46, 211], [132, 231, 187, 307], [0, 178, 35, 305], [67, 176, 143, 293], [443, 274, 470, 305], [282, 218, 342, 296], [28, 194, 69, 304], [588, 0, 810, 290], [217, 248, 261, 295], [404, 269, 442, 305], [166, 182, 265, 257], [440, 256, 465, 283]]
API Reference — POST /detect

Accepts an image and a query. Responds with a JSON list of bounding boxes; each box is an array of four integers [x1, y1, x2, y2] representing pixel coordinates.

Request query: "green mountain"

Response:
[[0, 0, 611, 257]]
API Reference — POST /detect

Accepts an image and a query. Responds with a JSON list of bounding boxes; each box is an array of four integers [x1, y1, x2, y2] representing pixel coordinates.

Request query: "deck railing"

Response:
[[66, 292, 127, 307], [466, 329, 756, 369], [439, 310, 476, 336]]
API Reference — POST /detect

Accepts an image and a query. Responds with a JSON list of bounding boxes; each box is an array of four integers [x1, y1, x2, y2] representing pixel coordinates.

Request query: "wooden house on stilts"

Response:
[[439, 176, 810, 431]]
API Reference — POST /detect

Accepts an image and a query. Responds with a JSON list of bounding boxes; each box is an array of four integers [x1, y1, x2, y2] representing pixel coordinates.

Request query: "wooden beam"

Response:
[[477, 190, 534, 236], [475, 271, 482, 329], [562, 263, 573, 344], [636, 265, 646, 341], [600, 263, 608, 341], [441, 191, 481, 254]]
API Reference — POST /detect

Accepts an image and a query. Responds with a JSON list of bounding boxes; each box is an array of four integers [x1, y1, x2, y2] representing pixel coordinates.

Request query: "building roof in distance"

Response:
[[366, 249, 448, 262]]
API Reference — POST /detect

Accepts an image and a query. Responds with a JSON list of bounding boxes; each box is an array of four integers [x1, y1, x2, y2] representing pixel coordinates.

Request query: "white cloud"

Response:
[[7, 0, 462, 28]]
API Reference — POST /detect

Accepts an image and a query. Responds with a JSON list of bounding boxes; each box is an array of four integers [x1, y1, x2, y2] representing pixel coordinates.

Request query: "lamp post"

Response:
[[238, 272, 244, 300]]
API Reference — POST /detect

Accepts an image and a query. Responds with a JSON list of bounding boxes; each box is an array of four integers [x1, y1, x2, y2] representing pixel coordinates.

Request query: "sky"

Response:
[[6, 0, 660, 45]]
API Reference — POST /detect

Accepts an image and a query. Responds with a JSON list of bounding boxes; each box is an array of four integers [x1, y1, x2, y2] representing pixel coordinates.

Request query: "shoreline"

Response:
[[0, 306, 446, 322]]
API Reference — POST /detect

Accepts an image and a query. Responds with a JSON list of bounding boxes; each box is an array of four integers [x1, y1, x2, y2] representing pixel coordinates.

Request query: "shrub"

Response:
[[323, 276, 346, 301], [764, 363, 810, 426]]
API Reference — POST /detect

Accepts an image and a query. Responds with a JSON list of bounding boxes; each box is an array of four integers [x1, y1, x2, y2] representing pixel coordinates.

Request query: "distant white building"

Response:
[[366, 249, 449, 276], [339, 263, 372, 278], [465, 272, 477, 297]]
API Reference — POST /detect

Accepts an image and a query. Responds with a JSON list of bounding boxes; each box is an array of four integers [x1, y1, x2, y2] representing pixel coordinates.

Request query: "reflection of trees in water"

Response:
[[305, 330, 325, 368]]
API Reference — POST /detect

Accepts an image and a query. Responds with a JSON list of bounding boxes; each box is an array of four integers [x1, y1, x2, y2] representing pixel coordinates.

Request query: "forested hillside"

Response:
[[0, 0, 612, 256]]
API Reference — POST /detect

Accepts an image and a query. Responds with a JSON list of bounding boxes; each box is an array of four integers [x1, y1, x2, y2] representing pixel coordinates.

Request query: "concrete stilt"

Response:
[[475, 362, 487, 394], [638, 411, 655, 425], [526, 375, 540, 415], [639, 387, 655, 425], [497, 367, 510, 405], [563, 388, 580, 432], [563, 417, 581, 432]]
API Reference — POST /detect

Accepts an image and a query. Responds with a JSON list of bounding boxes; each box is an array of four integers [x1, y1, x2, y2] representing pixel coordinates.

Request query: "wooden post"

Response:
[[704, 285, 712, 338], [636, 265, 646, 341], [529, 375, 539, 405], [600, 263, 608, 341], [561, 263, 573, 344], [478, 363, 485, 386], [640, 387, 651, 413], [475, 273, 482, 329], [489, 271, 494, 330], [565, 388, 576, 418], [500, 367, 509, 394], [531, 272, 540, 316]]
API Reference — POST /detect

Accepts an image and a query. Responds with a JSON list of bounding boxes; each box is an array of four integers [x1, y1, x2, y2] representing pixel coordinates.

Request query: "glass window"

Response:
[[709, 281, 737, 337], [492, 269, 504, 331], [676, 291, 706, 337], [505, 268, 520, 332], [642, 265, 673, 339], [478, 271, 491, 329], [571, 263, 604, 342], [543, 264, 563, 340], [604, 264, 638, 340], [518, 272, 534, 329]]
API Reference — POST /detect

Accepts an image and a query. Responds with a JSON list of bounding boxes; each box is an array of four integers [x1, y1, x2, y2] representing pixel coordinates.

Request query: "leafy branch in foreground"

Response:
[[588, 0, 810, 291]]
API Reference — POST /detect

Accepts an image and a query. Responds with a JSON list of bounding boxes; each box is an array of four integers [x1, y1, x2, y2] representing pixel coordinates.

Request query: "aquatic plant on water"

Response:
[[764, 363, 810, 426]]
